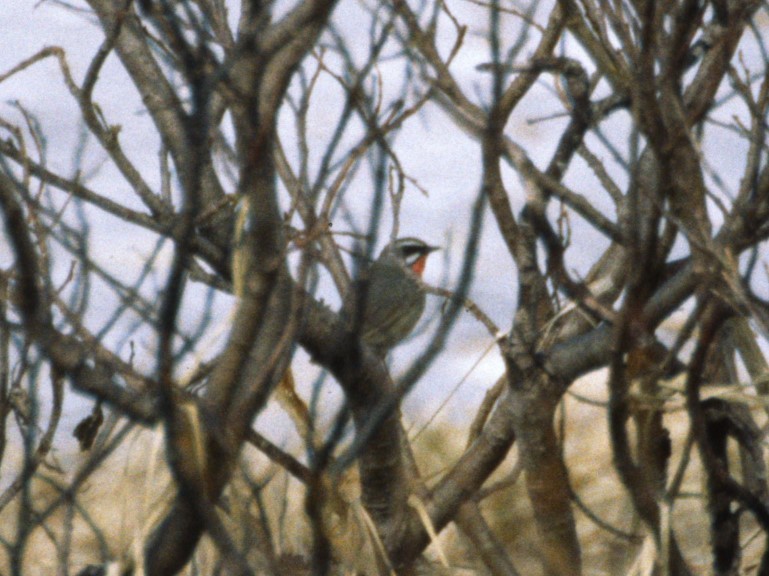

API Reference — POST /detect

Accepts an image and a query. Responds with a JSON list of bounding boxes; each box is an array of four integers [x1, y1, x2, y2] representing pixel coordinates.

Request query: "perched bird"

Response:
[[273, 237, 437, 444], [343, 237, 439, 354]]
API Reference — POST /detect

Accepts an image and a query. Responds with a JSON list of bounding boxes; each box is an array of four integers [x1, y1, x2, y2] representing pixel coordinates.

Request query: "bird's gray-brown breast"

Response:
[[342, 257, 426, 354]]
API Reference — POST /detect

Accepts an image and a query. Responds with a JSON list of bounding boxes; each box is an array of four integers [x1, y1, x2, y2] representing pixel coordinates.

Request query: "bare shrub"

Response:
[[1, 0, 768, 575]]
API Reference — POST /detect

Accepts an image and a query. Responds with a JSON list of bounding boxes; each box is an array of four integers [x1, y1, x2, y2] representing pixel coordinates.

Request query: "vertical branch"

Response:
[[143, 2, 341, 574]]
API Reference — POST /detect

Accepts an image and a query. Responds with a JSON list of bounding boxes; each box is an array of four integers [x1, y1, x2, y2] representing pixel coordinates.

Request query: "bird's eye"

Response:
[[394, 239, 436, 267], [400, 245, 424, 264]]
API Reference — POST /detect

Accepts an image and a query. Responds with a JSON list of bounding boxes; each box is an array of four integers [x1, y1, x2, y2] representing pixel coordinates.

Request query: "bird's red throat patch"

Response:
[[410, 255, 427, 277]]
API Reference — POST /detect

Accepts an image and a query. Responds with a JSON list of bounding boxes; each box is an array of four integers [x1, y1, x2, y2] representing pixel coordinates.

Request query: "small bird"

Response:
[[273, 237, 437, 444], [343, 237, 439, 354]]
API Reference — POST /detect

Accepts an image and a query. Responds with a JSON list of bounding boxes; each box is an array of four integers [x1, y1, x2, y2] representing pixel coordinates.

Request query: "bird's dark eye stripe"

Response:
[[400, 245, 428, 257]]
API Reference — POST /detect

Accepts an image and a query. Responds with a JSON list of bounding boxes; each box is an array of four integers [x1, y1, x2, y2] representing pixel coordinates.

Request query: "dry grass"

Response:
[[0, 371, 765, 575]]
